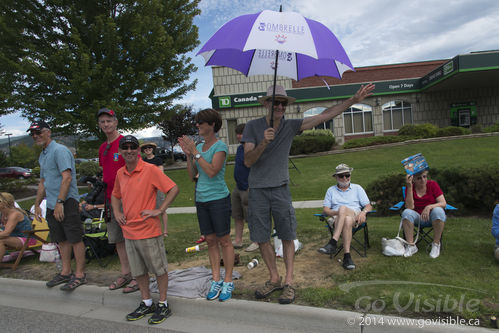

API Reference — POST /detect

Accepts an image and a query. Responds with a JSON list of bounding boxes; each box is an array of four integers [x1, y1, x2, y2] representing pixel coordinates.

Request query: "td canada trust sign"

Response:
[[217, 93, 264, 109]]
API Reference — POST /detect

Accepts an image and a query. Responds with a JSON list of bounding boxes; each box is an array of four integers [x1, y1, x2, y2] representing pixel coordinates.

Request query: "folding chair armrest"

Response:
[[445, 204, 458, 211], [389, 201, 404, 211]]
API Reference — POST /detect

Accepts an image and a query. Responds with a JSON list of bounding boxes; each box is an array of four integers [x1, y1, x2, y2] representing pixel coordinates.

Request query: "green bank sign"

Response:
[[217, 93, 264, 108]]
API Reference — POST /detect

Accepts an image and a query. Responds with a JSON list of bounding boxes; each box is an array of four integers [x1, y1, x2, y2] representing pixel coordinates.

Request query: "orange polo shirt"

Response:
[[112, 159, 176, 240]]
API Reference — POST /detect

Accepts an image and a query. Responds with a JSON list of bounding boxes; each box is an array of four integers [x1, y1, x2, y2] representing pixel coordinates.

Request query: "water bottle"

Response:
[[185, 243, 208, 253], [55, 250, 62, 271], [247, 258, 259, 269]]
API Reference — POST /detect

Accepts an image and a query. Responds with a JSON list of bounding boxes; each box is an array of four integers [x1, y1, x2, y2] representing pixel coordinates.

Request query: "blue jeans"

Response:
[[401, 207, 446, 225]]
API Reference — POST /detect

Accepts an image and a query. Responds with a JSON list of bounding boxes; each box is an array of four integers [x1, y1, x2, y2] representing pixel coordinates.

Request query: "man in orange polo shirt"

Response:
[[111, 135, 179, 325]]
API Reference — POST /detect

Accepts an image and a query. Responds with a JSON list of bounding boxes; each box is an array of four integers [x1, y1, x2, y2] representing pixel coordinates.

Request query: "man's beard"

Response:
[[338, 180, 350, 188]]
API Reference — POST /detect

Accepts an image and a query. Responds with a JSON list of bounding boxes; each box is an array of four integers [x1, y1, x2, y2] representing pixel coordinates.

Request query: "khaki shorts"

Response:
[[107, 207, 125, 244], [125, 236, 168, 277], [231, 187, 248, 220]]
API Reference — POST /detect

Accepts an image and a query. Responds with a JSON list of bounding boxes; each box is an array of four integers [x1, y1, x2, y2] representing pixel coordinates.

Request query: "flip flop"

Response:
[[123, 279, 139, 293], [109, 273, 132, 290]]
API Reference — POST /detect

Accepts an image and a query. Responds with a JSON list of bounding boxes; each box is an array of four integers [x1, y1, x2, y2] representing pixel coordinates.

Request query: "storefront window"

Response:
[[227, 119, 237, 144], [303, 107, 333, 130], [383, 100, 412, 131], [343, 104, 373, 134]]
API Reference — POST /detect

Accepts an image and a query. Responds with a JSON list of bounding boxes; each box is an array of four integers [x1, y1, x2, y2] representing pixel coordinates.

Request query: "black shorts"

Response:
[[46, 198, 84, 244]]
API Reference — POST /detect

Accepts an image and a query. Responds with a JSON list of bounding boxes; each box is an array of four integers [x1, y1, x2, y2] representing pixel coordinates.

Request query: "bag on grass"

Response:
[[381, 221, 420, 257], [39, 243, 58, 262]]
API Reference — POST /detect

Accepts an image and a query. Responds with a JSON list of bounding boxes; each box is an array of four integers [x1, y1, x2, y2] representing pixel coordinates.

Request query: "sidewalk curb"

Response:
[[0, 277, 491, 332]]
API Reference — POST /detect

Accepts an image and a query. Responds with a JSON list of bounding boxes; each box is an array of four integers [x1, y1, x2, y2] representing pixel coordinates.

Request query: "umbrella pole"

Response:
[[270, 49, 279, 128]]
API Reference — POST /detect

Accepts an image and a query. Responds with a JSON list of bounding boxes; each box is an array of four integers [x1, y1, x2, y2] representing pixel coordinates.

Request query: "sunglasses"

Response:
[[273, 100, 288, 107], [121, 145, 138, 151], [103, 143, 111, 156], [337, 174, 351, 178], [29, 129, 46, 136]]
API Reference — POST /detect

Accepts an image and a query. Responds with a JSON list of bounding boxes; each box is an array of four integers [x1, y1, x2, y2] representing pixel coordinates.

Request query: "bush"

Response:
[[301, 129, 334, 137], [397, 123, 438, 138], [483, 122, 499, 133], [78, 161, 101, 177], [290, 133, 335, 155], [366, 166, 499, 216], [435, 126, 471, 137], [31, 166, 40, 178], [344, 135, 411, 149], [0, 178, 36, 199], [470, 124, 482, 134]]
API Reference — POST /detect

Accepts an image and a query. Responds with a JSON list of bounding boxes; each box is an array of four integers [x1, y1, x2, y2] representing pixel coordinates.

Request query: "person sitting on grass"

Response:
[[319, 164, 372, 270], [401, 170, 447, 259], [0, 192, 34, 262], [492, 200, 499, 263]]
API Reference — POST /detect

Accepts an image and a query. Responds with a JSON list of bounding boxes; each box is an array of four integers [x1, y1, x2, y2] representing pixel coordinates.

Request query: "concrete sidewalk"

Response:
[[167, 200, 323, 214], [0, 277, 490, 333]]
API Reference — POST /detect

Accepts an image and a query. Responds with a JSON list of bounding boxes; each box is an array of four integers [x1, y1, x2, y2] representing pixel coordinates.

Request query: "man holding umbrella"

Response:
[[243, 83, 374, 304]]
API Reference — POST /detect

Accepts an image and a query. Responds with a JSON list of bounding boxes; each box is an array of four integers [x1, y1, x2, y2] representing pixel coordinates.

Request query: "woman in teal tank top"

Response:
[[0, 192, 34, 261]]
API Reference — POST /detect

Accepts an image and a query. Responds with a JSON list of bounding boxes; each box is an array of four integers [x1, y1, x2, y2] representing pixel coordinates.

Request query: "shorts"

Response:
[[195, 195, 231, 237], [231, 187, 248, 221], [401, 207, 447, 225], [107, 206, 125, 244], [248, 185, 297, 243], [46, 198, 84, 244], [17, 237, 38, 247], [125, 235, 168, 277]]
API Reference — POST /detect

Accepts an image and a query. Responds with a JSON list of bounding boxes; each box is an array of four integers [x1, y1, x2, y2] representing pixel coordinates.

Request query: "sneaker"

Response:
[[278, 284, 296, 304], [245, 242, 259, 252], [206, 280, 223, 300], [148, 302, 172, 325], [255, 277, 283, 299], [404, 244, 418, 257], [318, 239, 337, 255], [126, 301, 156, 321], [342, 254, 356, 270], [46, 273, 72, 288], [429, 242, 441, 258], [219, 282, 234, 302], [232, 241, 243, 249]]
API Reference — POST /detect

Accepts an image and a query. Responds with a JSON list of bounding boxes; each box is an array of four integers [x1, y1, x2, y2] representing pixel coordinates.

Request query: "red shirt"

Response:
[[112, 159, 176, 240], [99, 135, 125, 201], [405, 180, 443, 214]]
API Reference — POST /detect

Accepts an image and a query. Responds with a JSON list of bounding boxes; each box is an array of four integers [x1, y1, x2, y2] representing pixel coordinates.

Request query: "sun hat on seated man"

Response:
[[333, 163, 353, 176], [258, 85, 296, 105]]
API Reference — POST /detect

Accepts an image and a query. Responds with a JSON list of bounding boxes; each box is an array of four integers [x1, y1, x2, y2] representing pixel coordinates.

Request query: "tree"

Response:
[[9, 143, 41, 168], [157, 104, 196, 159], [0, 0, 200, 137]]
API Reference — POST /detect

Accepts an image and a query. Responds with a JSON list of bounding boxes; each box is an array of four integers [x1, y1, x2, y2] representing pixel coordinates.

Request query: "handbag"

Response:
[[381, 221, 420, 256], [39, 243, 59, 262]]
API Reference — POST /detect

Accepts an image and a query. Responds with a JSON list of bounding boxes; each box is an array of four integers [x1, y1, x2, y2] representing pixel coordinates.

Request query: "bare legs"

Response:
[[206, 233, 234, 282]]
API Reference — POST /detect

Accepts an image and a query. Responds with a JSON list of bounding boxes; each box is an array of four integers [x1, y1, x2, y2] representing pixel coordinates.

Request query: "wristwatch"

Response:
[[194, 153, 201, 160], [56, 199, 65, 204]]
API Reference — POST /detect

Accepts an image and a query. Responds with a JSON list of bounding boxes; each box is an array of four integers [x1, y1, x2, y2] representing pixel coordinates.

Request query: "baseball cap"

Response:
[[96, 107, 116, 118], [119, 135, 139, 149], [26, 120, 50, 132]]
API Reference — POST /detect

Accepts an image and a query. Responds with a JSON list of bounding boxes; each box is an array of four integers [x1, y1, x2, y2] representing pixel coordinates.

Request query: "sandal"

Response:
[[109, 273, 132, 290], [123, 279, 139, 293], [195, 235, 206, 244], [46, 273, 73, 288], [60, 274, 87, 291]]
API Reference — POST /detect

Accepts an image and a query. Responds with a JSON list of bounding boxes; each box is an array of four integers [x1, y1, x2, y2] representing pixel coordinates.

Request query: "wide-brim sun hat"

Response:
[[258, 85, 296, 105], [333, 163, 353, 176], [140, 142, 157, 152]]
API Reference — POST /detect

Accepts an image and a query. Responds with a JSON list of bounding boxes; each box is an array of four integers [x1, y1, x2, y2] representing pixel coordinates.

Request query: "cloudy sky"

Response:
[[2, 0, 499, 138]]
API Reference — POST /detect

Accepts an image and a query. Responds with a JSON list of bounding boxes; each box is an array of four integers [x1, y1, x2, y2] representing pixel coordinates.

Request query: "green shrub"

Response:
[[301, 129, 334, 137], [366, 166, 499, 216], [344, 135, 411, 149], [397, 123, 438, 138], [31, 166, 41, 178], [435, 126, 471, 137], [78, 161, 101, 177], [290, 134, 335, 155], [470, 124, 482, 133], [483, 122, 499, 133]]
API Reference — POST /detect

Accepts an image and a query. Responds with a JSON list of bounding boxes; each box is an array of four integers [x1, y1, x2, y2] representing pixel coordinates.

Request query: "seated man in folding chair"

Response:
[[319, 163, 372, 270], [402, 170, 447, 259]]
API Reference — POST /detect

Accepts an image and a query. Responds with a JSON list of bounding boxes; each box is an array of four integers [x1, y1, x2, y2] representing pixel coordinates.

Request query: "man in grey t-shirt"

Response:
[[243, 83, 375, 304]]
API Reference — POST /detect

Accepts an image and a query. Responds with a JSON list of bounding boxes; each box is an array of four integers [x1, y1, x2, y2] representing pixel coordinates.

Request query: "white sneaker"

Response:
[[404, 244, 418, 257], [429, 242, 441, 258]]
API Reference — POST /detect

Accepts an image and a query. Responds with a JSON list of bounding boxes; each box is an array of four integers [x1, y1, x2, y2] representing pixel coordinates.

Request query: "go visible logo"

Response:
[[219, 96, 231, 108]]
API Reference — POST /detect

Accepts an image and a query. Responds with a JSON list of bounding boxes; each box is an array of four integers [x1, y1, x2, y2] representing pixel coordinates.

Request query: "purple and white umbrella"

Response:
[[197, 10, 354, 81]]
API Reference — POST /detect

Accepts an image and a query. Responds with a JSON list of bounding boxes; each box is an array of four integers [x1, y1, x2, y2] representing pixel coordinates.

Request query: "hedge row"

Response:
[[290, 130, 335, 155], [343, 135, 412, 149], [365, 166, 499, 216]]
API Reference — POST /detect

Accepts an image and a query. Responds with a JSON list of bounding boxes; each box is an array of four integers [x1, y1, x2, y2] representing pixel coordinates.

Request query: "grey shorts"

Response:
[[125, 236, 168, 277], [46, 198, 83, 244], [231, 187, 248, 221], [248, 185, 297, 243], [107, 208, 125, 244]]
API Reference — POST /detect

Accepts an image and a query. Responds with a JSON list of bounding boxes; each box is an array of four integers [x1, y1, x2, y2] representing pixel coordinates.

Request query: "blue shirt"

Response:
[[234, 144, 250, 191], [10, 214, 32, 238], [492, 204, 499, 246], [39, 140, 79, 209], [323, 183, 370, 211], [195, 140, 230, 202]]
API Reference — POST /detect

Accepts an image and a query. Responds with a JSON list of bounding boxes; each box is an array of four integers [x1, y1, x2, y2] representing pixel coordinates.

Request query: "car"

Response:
[[75, 158, 90, 164], [157, 147, 187, 162], [0, 167, 33, 179]]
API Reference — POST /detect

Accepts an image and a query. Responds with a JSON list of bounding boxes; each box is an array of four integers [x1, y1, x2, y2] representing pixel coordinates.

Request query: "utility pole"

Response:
[[5, 133, 12, 159]]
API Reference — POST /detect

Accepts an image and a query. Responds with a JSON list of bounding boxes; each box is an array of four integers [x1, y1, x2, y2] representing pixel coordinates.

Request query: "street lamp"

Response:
[[5, 133, 12, 158]]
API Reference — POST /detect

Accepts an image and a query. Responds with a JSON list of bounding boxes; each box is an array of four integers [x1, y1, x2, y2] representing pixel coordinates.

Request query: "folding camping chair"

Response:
[[82, 209, 115, 267], [314, 210, 373, 258], [389, 186, 457, 253], [0, 217, 50, 270]]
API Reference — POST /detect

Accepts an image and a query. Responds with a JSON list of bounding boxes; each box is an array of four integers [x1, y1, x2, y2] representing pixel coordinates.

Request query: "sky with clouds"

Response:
[[2, 0, 499, 138]]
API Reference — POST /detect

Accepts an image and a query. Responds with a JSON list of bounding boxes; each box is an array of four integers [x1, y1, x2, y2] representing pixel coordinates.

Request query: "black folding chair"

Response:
[[82, 209, 115, 267]]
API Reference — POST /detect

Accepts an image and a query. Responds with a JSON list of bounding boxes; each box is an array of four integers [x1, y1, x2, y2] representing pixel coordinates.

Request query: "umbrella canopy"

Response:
[[197, 10, 354, 81]]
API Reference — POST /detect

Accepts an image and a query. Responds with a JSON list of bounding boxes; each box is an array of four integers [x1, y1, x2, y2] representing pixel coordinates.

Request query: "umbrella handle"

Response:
[[269, 5, 283, 129]]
